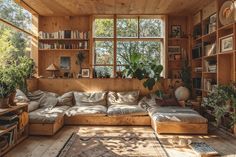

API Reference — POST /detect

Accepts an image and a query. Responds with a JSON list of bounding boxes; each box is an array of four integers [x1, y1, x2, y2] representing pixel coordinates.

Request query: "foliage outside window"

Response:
[[93, 16, 164, 78], [0, 0, 32, 67]]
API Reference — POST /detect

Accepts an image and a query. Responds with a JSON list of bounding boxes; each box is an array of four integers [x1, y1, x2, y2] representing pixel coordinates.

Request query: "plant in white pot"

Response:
[[176, 55, 191, 101]]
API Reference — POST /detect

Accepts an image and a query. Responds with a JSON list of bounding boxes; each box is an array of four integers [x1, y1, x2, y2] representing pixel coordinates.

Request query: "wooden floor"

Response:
[[4, 126, 236, 157]]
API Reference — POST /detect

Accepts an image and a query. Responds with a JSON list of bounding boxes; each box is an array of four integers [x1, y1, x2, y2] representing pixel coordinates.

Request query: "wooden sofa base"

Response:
[[151, 118, 208, 134], [64, 115, 151, 126], [29, 117, 64, 135]]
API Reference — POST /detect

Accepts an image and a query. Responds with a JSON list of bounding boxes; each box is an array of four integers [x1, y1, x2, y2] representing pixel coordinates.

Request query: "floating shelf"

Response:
[[38, 49, 89, 51]]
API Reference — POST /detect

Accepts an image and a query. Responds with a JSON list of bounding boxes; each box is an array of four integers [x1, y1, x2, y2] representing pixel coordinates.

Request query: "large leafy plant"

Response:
[[124, 52, 163, 90], [202, 84, 236, 127]]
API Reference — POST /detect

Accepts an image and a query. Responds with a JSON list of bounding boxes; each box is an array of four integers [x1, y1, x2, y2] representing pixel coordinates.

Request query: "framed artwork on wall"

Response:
[[219, 34, 233, 52], [171, 25, 181, 37], [81, 69, 90, 78], [60, 56, 71, 70], [168, 46, 181, 55]]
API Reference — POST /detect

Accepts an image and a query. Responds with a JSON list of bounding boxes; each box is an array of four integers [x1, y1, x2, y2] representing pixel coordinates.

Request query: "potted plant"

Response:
[[177, 53, 191, 101], [0, 68, 17, 108], [202, 83, 236, 129], [76, 51, 86, 78]]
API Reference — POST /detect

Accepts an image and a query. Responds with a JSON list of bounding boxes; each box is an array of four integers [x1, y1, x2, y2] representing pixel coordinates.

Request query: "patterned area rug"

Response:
[[57, 127, 168, 157]]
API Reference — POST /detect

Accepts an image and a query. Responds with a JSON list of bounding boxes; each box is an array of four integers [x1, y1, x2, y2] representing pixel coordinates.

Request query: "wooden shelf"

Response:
[[0, 103, 28, 115], [192, 57, 202, 61], [0, 125, 17, 136], [218, 51, 234, 55], [0, 103, 29, 156], [202, 31, 217, 40], [218, 23, 234, 31], [203, 72, 217, 74], [168, 37, 188, 41], [193, 36, 202, 41], [39, 38, 89, 41], [38, 49, 89, 51], [203, 54, 217, 59]]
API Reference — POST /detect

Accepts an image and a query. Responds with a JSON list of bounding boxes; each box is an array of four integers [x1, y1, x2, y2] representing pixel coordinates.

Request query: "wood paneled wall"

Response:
[[27, 78, 180, 96]]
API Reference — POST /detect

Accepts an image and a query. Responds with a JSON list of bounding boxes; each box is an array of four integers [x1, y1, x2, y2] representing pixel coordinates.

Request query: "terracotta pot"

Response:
[[9, 91, 16, 106], [0, 97, 9, 108]]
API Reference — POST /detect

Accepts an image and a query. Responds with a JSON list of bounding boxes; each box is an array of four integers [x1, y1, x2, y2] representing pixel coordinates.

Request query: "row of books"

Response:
[[194, 67, 202, 73], [203, 78, 217, 91], [39, 30, 89, 39], [0, 127, 17, 153], [39, 41, 88, 50], [204, 60, 217, 73]]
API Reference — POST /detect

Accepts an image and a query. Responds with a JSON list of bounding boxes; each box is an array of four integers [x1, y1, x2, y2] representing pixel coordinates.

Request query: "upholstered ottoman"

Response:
[[149, 106, 208, 134]]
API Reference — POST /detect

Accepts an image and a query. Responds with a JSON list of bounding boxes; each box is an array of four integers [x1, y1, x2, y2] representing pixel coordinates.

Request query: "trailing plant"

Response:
[[124, 52, 163, 90], [76, 51, 86, 75], [202, 83, 236, 127]]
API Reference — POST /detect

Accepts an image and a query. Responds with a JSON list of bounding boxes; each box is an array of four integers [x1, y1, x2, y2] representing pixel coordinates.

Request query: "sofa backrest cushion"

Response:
[[27, 90, 45, 102], [74, 91, 107, 106], [107, 91, 139, 106], [39, 93, 58, 109], [57, 92, 74, 107]]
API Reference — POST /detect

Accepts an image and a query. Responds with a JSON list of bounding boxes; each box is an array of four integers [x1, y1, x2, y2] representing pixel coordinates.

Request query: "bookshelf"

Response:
[[0, 103, 28, 156], [191, 0, 236, 133], [37, 16, 91, 78], [167, 16, 190, 79]]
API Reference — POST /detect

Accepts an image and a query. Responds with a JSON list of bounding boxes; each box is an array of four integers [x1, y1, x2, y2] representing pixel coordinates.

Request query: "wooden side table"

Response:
[[0, 103, 29, 156]]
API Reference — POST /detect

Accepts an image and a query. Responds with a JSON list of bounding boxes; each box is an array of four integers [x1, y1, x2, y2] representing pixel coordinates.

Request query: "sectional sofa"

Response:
[[16, 89, 208, 135]]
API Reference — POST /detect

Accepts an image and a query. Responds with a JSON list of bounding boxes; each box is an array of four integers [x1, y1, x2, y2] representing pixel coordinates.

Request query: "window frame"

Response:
[[93, 15, 166, 78]]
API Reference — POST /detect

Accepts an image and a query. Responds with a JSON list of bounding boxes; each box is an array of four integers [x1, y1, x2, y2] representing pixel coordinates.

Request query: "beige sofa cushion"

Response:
[[65, 105, 107, 116], [149, 106, 207, 123], [107, 104, 147, 116], [107, 91, 139, 106], [29, 106, 69, 124], [74, 91, 107, 106]]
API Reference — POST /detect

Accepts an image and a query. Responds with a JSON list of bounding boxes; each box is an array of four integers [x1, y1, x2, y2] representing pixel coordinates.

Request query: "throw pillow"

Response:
[[15, 89, 29, 103], [27, 90, 45, 102], [155, 97, 180, 106], [39, 93, 58, 109], [57, 92, 74, 107], [28, 101, 40, 112], [107, 91, 139, 106]]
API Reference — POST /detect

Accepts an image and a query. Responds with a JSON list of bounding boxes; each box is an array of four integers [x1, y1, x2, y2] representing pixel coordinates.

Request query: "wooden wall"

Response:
[[27, 78, 180, 96]]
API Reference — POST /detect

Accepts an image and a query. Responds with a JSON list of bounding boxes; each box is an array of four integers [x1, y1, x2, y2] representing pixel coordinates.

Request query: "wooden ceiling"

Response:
[[22, 0, 212, 16]]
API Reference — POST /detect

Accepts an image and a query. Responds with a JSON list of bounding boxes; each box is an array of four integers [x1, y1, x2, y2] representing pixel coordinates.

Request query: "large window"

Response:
[[0, 0, 33, 66], [93, 15, 164, 78]]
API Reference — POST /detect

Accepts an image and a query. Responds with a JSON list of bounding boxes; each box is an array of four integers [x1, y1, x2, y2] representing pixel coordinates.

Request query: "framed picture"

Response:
[[220, 34, 234, 52], [60, 56, 71, 70], [81, 69, 90, 78], [168, 46, 181, 55], [171, 25, 181, 37]]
